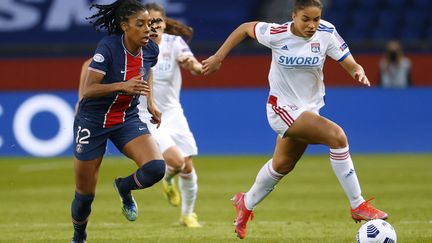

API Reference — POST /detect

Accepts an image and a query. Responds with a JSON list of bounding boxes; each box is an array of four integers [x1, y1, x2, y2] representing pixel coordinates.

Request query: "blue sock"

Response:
[[117, 160, 165, 197], [71, 192, 94, 241]]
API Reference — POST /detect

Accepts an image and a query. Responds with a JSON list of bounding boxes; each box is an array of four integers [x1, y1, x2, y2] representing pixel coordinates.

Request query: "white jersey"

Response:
[[255, 20, 350, 111], [138, 34, 198, 156], [149, 33, 194, 112]]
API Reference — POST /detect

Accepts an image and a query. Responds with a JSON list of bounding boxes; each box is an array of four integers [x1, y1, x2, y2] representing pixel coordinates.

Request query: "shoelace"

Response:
[[361, 197, 376, 209]]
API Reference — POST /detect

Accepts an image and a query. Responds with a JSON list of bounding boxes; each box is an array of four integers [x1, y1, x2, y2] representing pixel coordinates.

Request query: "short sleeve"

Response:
[[88, 39, 112, 75], [254, 22, 287, 48], [326, 28, 351, 62], [144, 39, 159, 67], [174, 36, 194, 61]]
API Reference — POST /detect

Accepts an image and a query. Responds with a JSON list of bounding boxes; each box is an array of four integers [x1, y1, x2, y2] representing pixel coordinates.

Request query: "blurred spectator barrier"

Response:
[[0, 89, 431, 157]]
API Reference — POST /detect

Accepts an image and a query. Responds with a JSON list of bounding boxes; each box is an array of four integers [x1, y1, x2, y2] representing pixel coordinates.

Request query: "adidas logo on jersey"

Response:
[[281, 45, 289, 50]]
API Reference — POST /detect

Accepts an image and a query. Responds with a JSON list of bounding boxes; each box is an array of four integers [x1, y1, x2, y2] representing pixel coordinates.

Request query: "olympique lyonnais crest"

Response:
[[311, 42, 320, 53]]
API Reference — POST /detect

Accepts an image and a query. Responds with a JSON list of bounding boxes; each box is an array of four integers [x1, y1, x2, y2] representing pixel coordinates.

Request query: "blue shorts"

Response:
[[73, 115, 150, 161]]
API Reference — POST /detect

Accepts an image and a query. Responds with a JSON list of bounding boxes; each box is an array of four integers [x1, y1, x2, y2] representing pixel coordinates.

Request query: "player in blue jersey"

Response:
[[77, 3, 204, 228], [71, 1, 165, 242], [203, 0, 388, 239]]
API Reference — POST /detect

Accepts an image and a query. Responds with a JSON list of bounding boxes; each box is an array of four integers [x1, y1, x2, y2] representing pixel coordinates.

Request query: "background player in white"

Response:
[[139, 3, 203, 228], [203, 0, 388, 239]]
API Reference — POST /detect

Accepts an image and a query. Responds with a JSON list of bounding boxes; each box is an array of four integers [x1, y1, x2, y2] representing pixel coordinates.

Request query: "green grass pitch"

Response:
[[0, 154, 431, 242]]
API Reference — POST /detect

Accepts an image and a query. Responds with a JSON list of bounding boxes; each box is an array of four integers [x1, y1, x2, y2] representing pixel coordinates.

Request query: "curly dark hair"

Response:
[[87, 0, 146, 35]]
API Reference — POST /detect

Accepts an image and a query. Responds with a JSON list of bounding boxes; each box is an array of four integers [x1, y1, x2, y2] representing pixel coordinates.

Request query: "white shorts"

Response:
[[139, 107, 198, 157], [266, 95, 319, 136]]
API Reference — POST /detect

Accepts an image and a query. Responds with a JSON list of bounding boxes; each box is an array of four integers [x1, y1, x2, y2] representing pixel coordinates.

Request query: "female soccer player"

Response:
[[139, 3, 204, 228], [77, 3, 204, 229], [202, 0, 388, 239], [71, 1, 165, 242]]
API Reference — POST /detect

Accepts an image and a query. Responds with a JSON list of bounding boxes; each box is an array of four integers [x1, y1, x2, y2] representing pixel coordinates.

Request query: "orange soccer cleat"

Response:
[[231, 192, 254, 239], [351, 197, 388, 223]]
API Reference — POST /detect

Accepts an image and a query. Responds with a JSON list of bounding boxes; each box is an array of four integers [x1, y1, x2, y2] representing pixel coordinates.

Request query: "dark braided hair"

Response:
[[87, 0, 146, 35], [143, 3, 194, 43], [294, 0, 322, 12]]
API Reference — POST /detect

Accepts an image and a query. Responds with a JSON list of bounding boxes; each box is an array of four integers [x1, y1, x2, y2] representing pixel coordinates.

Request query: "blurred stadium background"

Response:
[[1, 0, 432, 242], [0, 0, 431, 157]]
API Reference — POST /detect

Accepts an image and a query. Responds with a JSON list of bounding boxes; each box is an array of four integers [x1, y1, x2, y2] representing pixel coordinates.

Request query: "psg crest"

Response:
[[139, 67, 146, 76], [311, 42, 320, 53]]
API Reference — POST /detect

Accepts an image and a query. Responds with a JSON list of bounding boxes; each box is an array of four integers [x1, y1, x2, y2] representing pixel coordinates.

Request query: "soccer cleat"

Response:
[[113, 178, 138, 221], [231, 192, 254, 239], [162, 178, 180, 207], [351, 197, 388, 223], [179, 213, 203, 228]]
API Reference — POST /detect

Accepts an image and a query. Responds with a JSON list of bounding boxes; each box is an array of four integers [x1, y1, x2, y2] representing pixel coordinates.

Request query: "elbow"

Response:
[[82, 89, 93, 99]]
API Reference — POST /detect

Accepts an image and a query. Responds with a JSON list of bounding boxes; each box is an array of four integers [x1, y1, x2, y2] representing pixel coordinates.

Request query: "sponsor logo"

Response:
[[93, 53, 104, 63], [340, 42, 348, 51], [259, 23, 269, 35], [287, 104, 299, 111], [139, 126, 146, 131], [281, 45, 289, 50], [278, 56, 320, 66], [346, 168, 355, 178]]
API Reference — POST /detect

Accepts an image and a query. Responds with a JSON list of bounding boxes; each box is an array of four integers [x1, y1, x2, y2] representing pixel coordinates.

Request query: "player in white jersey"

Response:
[[203, 0, 388, 239], [138, 3, 204, 228]]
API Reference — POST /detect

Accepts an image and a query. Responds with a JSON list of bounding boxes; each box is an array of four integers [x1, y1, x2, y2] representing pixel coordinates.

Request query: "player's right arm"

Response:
[[202, 21, 258, 75], [82, 71, 149, 99]]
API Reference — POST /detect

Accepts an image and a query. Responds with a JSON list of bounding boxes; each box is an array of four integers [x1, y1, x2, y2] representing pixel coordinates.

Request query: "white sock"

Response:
[[244, 159, 285, 210], [329, 146, 365, 208], [179, 168, 198, 216]]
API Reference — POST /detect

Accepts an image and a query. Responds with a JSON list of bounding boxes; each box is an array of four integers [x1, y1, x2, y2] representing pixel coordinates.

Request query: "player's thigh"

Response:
[[152, 125, 177, 154], [122, 134, 163, 167], [273, 136, 308, 173], [266, 102, 306, 137], [286, 111, 347, 147], [167, 116, 198, 157], [109, 117, 162, 165], [162, 146, 185, 169], [73, 157, 103, 194], [73, 116, 109, 161]]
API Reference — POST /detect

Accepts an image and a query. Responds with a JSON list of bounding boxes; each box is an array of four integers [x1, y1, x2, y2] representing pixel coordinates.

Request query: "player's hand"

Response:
[[354, 70, 370, 87], [122, 74, 150, 95], [179, 57, 203, 75], [147, 103, 162, 128], [202, 55, 222, 75]]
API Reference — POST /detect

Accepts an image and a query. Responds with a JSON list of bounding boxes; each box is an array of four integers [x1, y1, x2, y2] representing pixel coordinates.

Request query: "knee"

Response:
[[328, 126, 348, 148], [164, 154, 185, 171], [139, 159, 166, 185], [181, 157, 193, 173]]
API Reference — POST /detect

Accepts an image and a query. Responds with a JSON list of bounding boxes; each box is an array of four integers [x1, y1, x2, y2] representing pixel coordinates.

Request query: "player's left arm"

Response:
[[339, 55, 370, 86], [145, 70, 162, 127], [202, 21, 258, 75]]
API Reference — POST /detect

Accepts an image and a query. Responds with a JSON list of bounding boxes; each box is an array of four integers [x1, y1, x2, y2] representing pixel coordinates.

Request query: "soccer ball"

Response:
[[356, 219, 397, 243]]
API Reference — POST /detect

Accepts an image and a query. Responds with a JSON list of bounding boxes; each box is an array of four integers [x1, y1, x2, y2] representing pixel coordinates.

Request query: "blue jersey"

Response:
[[78, 34, 159, 128]]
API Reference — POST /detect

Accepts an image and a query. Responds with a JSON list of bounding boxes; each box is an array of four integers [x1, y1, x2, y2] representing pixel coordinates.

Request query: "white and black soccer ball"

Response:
[[356, 219, 397, 243]]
